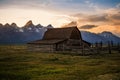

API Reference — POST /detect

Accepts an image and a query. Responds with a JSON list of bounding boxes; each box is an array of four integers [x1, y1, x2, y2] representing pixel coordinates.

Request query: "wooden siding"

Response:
[[27, 27, 91, 51]]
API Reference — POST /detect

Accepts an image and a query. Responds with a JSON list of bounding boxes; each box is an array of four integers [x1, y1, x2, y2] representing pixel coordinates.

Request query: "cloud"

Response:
[[79, 24, 98, 29], [116, 3, 120, 8], [108, 11, 120, 21], [62, 21, 77, 27], [87, 15, 108, 22], [0, 0, 52, 9], [0, 0, 104, 14], [62, 6, 120, 36], [105, 9, 120, 26], [71, 8, 120, 26], [0, 0, 120, 36]]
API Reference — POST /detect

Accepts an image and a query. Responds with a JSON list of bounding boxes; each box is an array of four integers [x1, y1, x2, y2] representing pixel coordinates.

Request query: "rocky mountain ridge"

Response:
[[0, 21, 120, 44]]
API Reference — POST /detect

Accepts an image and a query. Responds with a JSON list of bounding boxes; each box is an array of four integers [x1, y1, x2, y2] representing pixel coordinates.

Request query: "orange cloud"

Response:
[[61, 21, 77, 27], [80, 25, 98, 29], [62, 8, 120, 37]]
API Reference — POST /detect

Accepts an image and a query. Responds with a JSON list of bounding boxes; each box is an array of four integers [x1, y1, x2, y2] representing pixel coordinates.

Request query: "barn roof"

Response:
[[43, 26, 80, 40], [28, 27, 84, 45]]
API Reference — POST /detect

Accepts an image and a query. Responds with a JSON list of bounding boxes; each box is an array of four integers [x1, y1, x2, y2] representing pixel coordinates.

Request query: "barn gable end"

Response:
[[70, 27, 82, 40]]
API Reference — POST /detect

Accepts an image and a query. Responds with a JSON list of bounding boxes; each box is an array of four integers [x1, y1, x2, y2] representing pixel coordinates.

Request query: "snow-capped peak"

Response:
[[4, 23, 10, 27], [47, 24, 53, 28], [35, 24, 43, 28], [11, 23, 18, 28], [24, 20, 34, 27]]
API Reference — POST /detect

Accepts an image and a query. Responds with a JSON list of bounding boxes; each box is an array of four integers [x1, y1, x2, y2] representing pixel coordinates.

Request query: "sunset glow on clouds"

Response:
[[0, 0, 120, 36]]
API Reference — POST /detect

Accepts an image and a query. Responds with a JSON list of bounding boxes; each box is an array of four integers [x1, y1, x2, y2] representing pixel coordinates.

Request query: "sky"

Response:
[[0, 0, 120, 36]]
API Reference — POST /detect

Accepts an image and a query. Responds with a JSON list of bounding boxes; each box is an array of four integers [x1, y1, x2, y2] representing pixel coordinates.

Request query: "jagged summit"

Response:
[[0, 23, 3, 27], [99, 31, 114, 38], [36, 24, 43, 28], [24, 20, 34, 27], [47, 24, 53, 28], [4, 23, 10, 27], [101, 31, 113, 35], [11, 23, 18, 27]]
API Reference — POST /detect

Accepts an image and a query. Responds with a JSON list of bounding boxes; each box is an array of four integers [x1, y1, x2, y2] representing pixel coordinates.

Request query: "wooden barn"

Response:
[[28, 27, 91, 51]]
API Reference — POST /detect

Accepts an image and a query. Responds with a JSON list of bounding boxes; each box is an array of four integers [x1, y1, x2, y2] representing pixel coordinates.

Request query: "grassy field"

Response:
[[0, 45, 120, 80]]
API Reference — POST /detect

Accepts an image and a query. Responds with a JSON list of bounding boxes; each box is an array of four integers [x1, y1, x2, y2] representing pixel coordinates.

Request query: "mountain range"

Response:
[[81, 31, 120, 44], [0, 20, 52, 44], [0, 20, 120, 44]]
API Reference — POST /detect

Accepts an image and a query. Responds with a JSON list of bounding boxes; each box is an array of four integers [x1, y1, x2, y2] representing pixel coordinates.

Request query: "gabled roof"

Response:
[[43, 26, 80, 40], [28, 27, 83, 45]]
